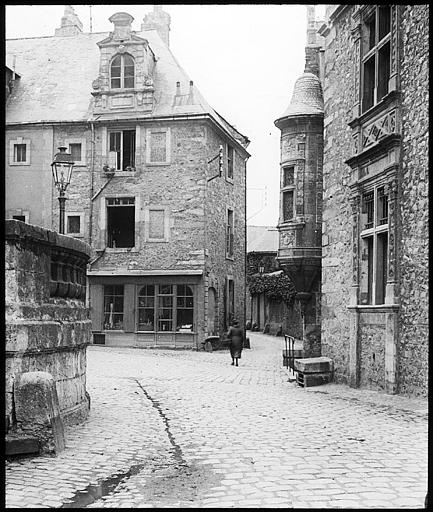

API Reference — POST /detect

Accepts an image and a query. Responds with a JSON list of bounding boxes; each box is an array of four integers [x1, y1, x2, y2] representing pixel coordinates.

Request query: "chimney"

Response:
[[109, 12, 134, 41], [141, 5, 171, 47], [55, 5, 83, 37], [176, 81, 181, 95], [304, 5, 321, 77]]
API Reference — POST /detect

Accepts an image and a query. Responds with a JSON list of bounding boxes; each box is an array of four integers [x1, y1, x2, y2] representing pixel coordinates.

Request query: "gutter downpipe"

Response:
[[86, 118, 96, 309]]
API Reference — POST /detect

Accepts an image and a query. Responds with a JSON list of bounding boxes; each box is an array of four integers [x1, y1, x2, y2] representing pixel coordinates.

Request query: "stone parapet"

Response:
[[5, 220, 92, 431]]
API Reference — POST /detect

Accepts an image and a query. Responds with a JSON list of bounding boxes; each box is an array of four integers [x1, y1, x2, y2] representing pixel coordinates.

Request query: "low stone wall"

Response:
[[5, 220, 92, 430]]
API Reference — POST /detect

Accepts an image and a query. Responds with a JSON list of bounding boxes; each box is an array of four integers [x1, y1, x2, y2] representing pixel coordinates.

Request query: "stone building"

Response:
[[6, 5, 250, 349], [274, 6, 324, 357], [318, 5, 428, 396]]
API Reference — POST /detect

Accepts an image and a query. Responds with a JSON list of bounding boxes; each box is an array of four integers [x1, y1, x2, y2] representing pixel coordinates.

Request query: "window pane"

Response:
[[366, 12, 376, 51], [150, 132, 167, 163], [12, 215, 25, 222], [149, 210, 165, 239], [14, 143, 26, 162], [107, 201, 135, 248], [283, 191, 294, 221], [378, 6, 391, 41], [123, 76, 134, 89], [69, 143, 81, 162], [109, 132, 121, 151], [377, 42, 390, 102], [362, 56, 375, 112], [122, 130, 136, 169], [111, 78, 121, 89], [103, 285, 124, 330], [377, 188, 388, 225], [227, 145, 234, 179], [159, 285, 173, 295], [376, 232, 388, 305], [283, 166, 295, 187], [363, 192, 374, 229], [67, 215, 80, 234]]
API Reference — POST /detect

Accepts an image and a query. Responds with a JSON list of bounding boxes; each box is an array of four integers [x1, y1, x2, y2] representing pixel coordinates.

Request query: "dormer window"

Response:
[[110, 53, 135, 89]]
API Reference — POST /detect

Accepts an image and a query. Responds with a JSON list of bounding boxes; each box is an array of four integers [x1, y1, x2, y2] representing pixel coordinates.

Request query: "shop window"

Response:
[[362, 6, 391, 112], [106, 197, 135, 248], [157, 285, 173, 332], [138, 285, 155, 331], [176, 285, 194, 332], [226, 209, 234, 258], [360, 186, 389, 305], [104, 285, 124, 330], [109, 130, 136, 171], [110, 53, 135, 89]]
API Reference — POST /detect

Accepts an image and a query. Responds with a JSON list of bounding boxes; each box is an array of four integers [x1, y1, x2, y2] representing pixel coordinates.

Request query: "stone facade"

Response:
[[319, 5, 428, 396], [5, 220, 91, 430], [6, 6, 250, 350]]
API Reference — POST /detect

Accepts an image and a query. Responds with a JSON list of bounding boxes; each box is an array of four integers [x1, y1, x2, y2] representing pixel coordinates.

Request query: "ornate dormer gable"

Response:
[[92, 12, 157, 115]]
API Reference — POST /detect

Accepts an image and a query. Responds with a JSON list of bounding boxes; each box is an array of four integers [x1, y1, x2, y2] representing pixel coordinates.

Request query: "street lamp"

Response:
[[51, 146, 75, 234]]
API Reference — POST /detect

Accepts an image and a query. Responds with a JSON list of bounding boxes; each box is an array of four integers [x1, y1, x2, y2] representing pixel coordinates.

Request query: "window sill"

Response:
[[67, 233, 84, 238], [347, 304, 399, 312], [348, 90, 399, 129], [105, 247, 138, 253], [9, 162, 30, 166], [102, 171, 136, 177]]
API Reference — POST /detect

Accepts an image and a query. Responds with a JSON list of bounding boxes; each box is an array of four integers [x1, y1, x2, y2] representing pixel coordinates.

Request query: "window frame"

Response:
[[103, 285, 125, 331], [65, 138, 86, 167], [9, 137, 30, 166], [65, 211, 85, 238], [136, 284, 195, 334], [226, 143, 234, 182], [226, 208, 234, 259], [106, 196, 136, 249], [360, 185, 389, 305], [361, 5, 392, 113], [108, 129, 136, 172], [110, 53, 135, 90]]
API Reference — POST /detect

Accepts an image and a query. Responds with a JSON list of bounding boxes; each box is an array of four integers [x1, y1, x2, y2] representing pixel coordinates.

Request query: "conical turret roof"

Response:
[[275, 72, 323, 126]]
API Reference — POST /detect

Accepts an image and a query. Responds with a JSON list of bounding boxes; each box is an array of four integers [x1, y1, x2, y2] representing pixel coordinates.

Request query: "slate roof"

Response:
[[6, 28, 249, 149], [275, 72, 323, 123], [247, 225, 279, 253]]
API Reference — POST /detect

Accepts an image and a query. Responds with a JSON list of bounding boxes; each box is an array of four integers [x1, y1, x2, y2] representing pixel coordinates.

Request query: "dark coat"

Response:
[[227, 326, 244, 358]]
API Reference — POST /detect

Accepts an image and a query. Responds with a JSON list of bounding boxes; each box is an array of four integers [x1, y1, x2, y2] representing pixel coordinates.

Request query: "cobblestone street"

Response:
[[6, 332, 428, 508]]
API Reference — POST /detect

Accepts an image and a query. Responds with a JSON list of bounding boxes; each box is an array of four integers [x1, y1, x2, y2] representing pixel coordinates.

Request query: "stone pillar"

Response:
[[385, 179, 398, 304], [350, 8, 362, 119]]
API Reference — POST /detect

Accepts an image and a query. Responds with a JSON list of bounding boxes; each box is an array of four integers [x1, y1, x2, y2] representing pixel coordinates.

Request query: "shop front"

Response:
[[88, 270, 204, 349]]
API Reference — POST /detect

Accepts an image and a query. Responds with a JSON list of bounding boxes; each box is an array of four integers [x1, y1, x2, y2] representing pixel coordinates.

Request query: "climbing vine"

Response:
[[247, 273, 296, 306]]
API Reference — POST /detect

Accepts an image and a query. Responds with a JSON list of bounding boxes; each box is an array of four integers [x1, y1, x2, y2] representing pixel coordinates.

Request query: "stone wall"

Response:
[[398, 4, 429, 397], [5, 220, 92, 428], [320, 6, 356, 385]]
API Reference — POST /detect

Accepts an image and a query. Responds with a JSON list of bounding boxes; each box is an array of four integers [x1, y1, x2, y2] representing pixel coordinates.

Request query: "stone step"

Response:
[[297, 371, 333, 388], [294, 356, 334, 374], [6, 435, 40, 456]]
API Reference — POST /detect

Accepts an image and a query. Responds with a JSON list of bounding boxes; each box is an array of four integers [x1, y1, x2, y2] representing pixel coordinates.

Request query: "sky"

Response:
[[5, 4, 326, 227]]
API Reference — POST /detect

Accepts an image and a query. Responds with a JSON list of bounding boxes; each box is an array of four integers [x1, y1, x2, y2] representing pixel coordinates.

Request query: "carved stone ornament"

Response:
[[118, 44, 126, 53], [92, 77, 101, 90], [281, 231, 296, 247]]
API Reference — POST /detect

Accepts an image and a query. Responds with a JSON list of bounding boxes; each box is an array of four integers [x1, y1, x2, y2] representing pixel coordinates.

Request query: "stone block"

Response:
[[297, 371, 333, 387], [5, 435, 39, 456], [14, 371, 65, 454], [294, 356, 334, 373]]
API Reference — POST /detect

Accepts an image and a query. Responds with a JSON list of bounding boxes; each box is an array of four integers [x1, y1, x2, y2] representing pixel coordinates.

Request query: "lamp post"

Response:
[[51, 146, 75, 234]]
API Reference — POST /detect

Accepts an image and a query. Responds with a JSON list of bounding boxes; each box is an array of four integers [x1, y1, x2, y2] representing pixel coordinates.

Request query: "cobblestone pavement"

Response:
[[6, 332, 428, 508]]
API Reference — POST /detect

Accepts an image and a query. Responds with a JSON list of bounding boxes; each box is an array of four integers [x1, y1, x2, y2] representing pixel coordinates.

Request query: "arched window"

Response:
[[110, 53, 135, 89]]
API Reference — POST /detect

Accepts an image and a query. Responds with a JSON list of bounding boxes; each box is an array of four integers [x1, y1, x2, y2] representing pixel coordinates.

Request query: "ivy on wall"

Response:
[[247, 272, 296, 306]]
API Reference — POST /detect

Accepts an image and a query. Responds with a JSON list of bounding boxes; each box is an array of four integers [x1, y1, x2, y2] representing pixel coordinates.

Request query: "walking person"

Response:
[[227, 319, 244, 366]]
